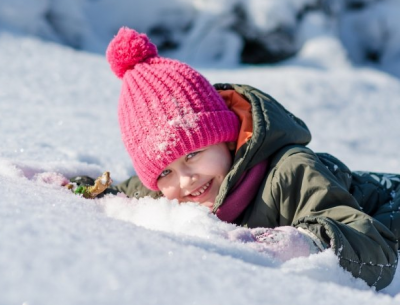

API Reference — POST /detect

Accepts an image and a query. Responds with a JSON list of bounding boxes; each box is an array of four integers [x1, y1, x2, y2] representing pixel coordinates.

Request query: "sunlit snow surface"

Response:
[[0, 33, 400, 305]]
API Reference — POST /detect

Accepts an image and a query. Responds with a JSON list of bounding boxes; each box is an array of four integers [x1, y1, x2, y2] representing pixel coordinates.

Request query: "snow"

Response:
[[338, 0, 400, 78], [1, 3, 400, 305], [2, 0, 400, 74]]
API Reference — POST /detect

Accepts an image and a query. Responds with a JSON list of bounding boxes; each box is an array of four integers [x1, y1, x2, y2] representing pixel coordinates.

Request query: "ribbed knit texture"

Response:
[[107, 27, 240, 190]]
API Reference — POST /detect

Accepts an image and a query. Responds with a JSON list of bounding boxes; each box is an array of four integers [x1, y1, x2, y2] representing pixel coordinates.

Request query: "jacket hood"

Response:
[[213, 83, 312, 211]]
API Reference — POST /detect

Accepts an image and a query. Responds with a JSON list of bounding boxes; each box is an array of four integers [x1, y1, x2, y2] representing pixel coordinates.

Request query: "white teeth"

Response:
[[190, 182, 210, 197]]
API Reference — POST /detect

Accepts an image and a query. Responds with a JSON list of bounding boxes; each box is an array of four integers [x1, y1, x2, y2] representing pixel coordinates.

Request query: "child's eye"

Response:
[[186, 151, 200, 161], [159, 169, 171, 179]]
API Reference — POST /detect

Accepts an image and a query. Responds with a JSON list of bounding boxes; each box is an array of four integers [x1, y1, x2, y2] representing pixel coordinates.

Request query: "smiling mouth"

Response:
[[189, 180, 213, 197]]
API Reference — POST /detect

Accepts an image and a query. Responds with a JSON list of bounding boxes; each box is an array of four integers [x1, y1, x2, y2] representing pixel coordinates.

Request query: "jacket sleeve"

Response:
[[271, 151, 398, 290], [107, 176, 162, 199]]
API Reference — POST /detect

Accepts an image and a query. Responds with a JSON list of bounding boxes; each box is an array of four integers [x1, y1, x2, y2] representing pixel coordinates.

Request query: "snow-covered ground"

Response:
[[2, 0, 400, 76], [1, 27, 400, 305]]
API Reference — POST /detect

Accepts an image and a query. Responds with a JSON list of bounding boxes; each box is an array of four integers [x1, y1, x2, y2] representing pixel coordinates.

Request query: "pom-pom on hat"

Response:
[[106, 27, 239, 190]]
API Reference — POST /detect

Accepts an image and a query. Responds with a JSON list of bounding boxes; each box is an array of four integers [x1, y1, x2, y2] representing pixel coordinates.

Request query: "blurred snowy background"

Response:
[[1, 0, 400, 75], [1, 1, 400, 305]]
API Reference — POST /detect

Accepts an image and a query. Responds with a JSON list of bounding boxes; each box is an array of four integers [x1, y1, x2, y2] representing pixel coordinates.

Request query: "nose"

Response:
[[178, 167, 198, 189]]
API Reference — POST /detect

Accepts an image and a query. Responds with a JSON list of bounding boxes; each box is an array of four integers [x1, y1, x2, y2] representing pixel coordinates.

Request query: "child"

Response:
[[86, 27, 400, 290]]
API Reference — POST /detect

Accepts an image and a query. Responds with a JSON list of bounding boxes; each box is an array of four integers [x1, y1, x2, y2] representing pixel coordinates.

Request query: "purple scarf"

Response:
[[216, 160, 269, 223]]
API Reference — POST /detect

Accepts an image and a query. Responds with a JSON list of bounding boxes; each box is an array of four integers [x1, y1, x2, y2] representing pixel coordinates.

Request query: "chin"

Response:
[[200, 201, 214, 209]]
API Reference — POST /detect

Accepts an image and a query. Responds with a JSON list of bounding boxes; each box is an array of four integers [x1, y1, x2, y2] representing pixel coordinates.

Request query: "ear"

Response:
[[226, 141, 236, 151]]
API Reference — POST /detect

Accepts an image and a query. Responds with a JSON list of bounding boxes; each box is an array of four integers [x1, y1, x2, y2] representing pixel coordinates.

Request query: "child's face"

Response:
[[156, 143, 234, 208]]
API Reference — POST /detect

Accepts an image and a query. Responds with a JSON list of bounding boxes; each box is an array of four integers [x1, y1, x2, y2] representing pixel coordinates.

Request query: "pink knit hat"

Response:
[[106, 27, 239, 190]]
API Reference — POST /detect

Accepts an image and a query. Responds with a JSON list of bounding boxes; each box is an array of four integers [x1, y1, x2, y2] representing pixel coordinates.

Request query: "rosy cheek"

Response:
[[163, 190, 177, 200], [159, 183, 180, 201]]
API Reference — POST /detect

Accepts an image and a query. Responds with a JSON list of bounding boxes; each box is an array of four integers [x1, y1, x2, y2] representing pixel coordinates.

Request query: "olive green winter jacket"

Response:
[[111, 84, 399, 290]]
